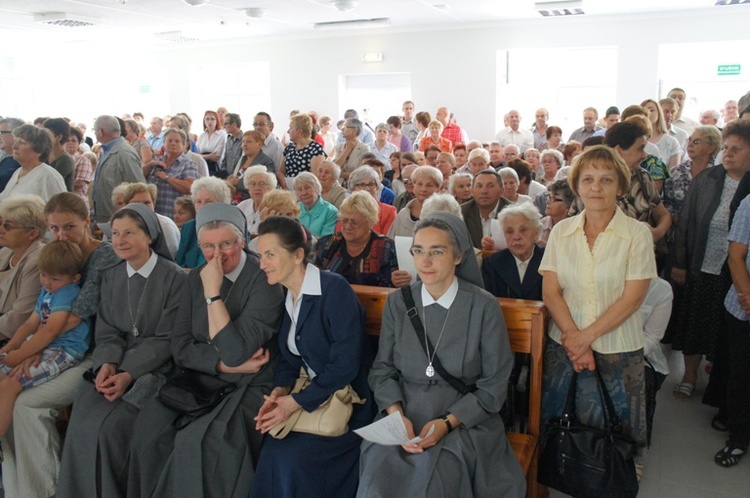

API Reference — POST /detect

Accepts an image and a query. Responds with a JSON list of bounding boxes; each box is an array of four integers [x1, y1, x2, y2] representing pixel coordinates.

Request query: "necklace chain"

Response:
[[127, 273, 151, 337], [423, 305, 452, 377]]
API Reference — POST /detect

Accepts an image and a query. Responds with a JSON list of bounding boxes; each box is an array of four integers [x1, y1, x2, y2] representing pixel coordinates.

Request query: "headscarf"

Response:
[[119, 203, 174, 262], [421, 211, 483, 288], [196, 203, 250, 248]]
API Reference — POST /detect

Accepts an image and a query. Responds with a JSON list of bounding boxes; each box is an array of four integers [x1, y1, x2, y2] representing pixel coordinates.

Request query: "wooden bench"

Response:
[[352, 285, 548, 498]]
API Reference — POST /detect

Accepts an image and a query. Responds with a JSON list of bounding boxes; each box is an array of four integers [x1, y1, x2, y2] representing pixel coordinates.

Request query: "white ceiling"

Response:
[[0, 0, 742, 47]]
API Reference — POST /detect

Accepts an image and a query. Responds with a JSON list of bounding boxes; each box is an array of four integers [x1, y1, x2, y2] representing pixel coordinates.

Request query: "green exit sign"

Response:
[[718, 64, 741, 76]]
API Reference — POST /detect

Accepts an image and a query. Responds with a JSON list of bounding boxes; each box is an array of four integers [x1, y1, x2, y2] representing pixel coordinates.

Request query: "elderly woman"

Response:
[[436, 152, 455, 188], [294, 172, 338, 238], [197, 110, 227, 175], [173, 195, 196, 231], [498, 167, 531, 205], [333, 118, 370, 184], [482, 202, 544, 300], [387, 166, 443, 238], [0, 125, 66, 203], [237, 165, 276, 237], [176, 176, 231, 269], [387, 115, 412, 152], [278, 113, 327, 189], [448, 171, 473, 204], [671, 121, 750, 422], [540, 125, 564, 152], [359, 212, 525, 497], [663, 125, 722, 223], [250, 216, 372, 497], [313, 191, 399, 287], [419, 120, 453, 153], [43, 118, 76, 192], [372, 123, 399, 165], [538, 179, 574, 246], [540, 145, 656, 470], [247, 190, 302, 253], [0, 195, 46, 342], [641, 99, 682, 170], [348, 166, 397, 235], [524, 147, 541, 177], [65, 127, 94, 208], [467, 148, 491, 176], [123, 183, 181, 257], [128, 204, 283, 497], [538, 149, 564, 186], [1, 193, 119, 498], [229, 130, 276, 202], [144, 128, 199, 218], [124, 119, 153, 166], [314, 159, 346, 209], [58, 204, 186, 497]]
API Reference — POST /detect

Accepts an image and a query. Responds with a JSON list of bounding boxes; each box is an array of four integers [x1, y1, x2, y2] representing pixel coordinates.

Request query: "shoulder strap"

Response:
[[400, 286, 477, 395]]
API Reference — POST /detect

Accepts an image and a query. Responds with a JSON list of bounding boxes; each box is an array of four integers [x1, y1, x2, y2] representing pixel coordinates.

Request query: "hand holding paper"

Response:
[[354, 411, 435, 445]]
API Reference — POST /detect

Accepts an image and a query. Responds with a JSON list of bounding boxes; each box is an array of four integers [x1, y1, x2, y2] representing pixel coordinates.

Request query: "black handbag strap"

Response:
[[563, 370, 623, 434], [401, 286, 477, 395]]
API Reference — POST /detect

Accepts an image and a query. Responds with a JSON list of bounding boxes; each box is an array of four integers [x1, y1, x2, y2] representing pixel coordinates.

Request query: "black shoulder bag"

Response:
[[538, 370, 639, 498], [400, 286, 476, 395]]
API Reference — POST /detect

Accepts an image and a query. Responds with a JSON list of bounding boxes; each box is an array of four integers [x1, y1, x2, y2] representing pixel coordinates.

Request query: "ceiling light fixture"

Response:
[[534, 1, 584, 16], [243, 8, 265, 18], [332, 1, 356, 12], [183, 0, 209, 6], [155, 30, 200, 42], [715, 0, 750, 5], [34, 13, 99, 27], [314, 17, 390, 30]]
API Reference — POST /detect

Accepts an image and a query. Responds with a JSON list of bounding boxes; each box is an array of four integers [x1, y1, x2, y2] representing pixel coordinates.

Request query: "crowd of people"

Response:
[[0, 88, 749, 497]]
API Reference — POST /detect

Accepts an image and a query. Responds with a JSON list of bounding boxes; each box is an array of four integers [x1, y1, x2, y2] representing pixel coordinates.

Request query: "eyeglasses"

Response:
[[688, 138, 703, 145], [409, 247, 448, 259], [339, 217, 364, 228], [200, 240, 238, 254], [1, 222, 33, 232], [247, 181, 269, 189], [354, 182, 378, 190], [402, 178, 413, 184], [345, 125, 357, 129]]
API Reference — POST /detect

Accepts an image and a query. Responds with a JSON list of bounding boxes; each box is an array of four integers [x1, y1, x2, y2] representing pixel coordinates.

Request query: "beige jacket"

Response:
[[0, 240, 44, 339]]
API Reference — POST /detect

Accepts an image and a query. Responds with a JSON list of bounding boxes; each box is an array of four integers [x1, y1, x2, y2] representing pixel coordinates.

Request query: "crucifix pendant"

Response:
[[425, 364, 435, 377], [132, 325, 139, 337]]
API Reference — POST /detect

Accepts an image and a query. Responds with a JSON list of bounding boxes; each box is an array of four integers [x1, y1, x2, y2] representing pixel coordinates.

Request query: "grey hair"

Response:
[[293, 171, 322, 196], [0, 117, 25, 130], [111, 182, 131, 206], [554, 166, 572, 181], [346, 118, 362, 136], [0, 194, 47, 239], [348, 165, 379, 189], [504, 144, 520, 154], [547, 179, 575, 207], [497, 167, 519, 182], [243, 165, 277, 190], [191, 176, 232, 204], [375, 123, 389, 133], [497, 201, 542, 231], [411, 165, 443, 187], [421, 193, 463, 219], [94, 115, 120, 134], [540, 148, 564, 166], [447, 172, 473, 196], [197, 220, 244, 243], [694, 125, 722, 154], [468, 148, 490, 163], [318, 159, 341, 180]]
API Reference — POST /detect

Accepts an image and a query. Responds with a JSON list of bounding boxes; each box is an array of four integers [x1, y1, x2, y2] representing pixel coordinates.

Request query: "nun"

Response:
[[127, 203, 285, 498], [357, 212, 526, 498], [58, 203, 187, 498]]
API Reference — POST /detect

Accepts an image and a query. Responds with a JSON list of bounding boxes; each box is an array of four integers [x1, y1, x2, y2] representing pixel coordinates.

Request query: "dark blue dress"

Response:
[[250, 270, 373, 498]]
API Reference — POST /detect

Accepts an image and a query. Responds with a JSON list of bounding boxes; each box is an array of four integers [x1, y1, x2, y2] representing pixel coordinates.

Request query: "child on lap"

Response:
[[0, 240, 90, 435]]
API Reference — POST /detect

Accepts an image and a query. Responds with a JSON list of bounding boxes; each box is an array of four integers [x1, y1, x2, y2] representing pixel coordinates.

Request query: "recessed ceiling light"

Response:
[[183, 0, 209, 6], [314, 17, 390, 30], [34, 13, 99, 27], [433, 4, 449, 9], [243, 8, 265, 18], [332, 0, 356, 12]]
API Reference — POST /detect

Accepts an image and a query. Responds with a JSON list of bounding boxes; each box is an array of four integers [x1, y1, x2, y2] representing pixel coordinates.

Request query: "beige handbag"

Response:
[[269, 368, 365, 439]]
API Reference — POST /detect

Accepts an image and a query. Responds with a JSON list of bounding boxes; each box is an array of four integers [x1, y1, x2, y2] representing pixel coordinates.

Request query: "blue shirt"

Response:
[[35, 283, 90, 360], [725, 194, 750, 321], [147, 131, 164, 152], [0, 156, 21, 191]]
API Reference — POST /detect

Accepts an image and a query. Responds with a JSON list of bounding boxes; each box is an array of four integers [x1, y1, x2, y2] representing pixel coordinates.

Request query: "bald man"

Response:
[[436, 106, 464, 146]]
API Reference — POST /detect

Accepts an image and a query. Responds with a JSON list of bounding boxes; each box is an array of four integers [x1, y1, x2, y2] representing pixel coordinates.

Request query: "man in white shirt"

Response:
[[660, 98, 688, 151], [530, 108, 549, 149], [568, 107, 603, 143], [252, 112, 283, 171], [400, 101, 418, 144], [494, 110, 534, 152], [668, 87, 698, 136], [700, 109, 721, 126]]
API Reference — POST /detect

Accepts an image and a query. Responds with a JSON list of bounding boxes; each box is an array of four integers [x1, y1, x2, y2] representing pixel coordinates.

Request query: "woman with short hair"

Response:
[[65, 127, 94, 208], [387, 115, 412, 152], [43, 118, 75, 192], [562, 140, 582, 166], [124, 119, 153, 166], [419, 120, 453, 153], [197, 110, 227, 175], [348, 166, 397, 235], [448, 172, 473, 204], [466, 148, 491, 177], [294, 172, 338, 238], [144, 129, 199, 218], [315, 160, 346, 209], [498, 167, 531, 205], [237, 165, 277, 237], [538, 149, 564, 186], [538, 179, 574, 246], [372, 123, 399, 166], [387, 166, 443, 238], [228, 130, 276, 202], [278, 113, 327, 190], [539, 125, 564, 152], [0, 125, 66, 203]]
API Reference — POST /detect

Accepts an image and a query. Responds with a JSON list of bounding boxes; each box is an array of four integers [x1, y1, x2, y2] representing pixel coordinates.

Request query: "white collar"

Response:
[[126, 250, 158, 278], [300, 263, 322, 297], [421, 276, 459, 309], [513, 252, 534, 267], [224, 251, 247, 283]]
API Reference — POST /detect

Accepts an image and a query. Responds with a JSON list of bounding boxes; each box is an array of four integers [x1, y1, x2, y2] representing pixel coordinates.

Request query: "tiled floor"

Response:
[[549, 346, 750, 498]]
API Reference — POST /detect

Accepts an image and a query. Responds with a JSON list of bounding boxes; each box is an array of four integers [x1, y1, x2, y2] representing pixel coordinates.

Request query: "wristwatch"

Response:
[[441, 415, 454, 433], [206, 295, 222, 305]]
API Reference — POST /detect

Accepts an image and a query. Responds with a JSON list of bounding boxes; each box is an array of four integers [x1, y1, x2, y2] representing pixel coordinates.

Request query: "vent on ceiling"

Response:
[[314, 17, 390, 30], [155, 31, 200, 43], [715, 0, 750, 5], [535, 1, 585, 16], [34, 13, 98, 27]]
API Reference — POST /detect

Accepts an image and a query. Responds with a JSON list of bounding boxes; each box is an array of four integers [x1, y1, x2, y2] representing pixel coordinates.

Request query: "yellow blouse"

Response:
[[539, 207, 657, 354]]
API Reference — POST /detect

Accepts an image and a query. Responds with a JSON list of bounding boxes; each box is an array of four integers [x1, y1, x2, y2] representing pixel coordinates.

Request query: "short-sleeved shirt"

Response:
[[725, 194, 750, 321], [148, 154, 199, 218], [283, 141, 326, 178], [702, 175, 740, 275], [73, 152, 94, 209], [662, 159, 717, 217], [37, 283, 90, 360], [641, 155, 669, 183], [539, 207, 657, 354]]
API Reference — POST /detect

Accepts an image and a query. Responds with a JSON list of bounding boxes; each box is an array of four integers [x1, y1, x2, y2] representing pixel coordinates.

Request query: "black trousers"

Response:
[[726, 312, 750, 449]]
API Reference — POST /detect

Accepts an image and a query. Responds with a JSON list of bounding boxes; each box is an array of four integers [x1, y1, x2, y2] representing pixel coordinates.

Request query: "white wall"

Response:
[[4, 8, 750, 141]]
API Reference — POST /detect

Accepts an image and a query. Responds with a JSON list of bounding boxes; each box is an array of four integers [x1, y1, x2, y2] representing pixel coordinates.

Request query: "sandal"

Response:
[[715, 444, 746, 468], [673, 382, 694, 400], [711, 414, 729, 432]]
